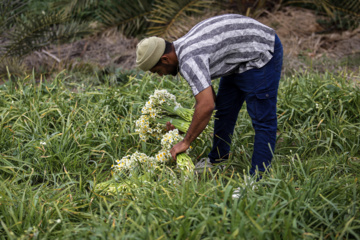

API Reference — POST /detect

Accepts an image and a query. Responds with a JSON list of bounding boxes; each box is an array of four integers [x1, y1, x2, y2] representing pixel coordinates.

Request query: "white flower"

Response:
[[40, 141, 46, 145], [113, 152, 155, 172], [135, 89, 184, 142], [161, 129, 182, 150], [155, 149, 171, 163]]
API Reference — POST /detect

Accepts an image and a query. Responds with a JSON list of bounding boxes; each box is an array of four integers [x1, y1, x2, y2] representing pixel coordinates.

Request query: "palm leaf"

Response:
[[286, 0, 360, 18], [1, 12, 90, 59], [322, 0, 360, 17], [147, 0, 216, 40], [51, 0, 100, 14], [97, 0, 156, 38], [0, 0, 28, 34]]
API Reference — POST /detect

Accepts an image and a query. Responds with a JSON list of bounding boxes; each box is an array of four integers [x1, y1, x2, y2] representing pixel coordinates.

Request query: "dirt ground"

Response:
[[24, 6, 360, 74]]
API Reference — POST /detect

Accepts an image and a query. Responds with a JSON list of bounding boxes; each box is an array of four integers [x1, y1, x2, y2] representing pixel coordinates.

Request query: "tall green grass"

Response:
[[0, 70, 359, 239]]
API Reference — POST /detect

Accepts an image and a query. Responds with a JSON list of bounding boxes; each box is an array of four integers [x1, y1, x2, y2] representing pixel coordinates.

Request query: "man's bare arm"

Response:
[[170, 86, 215, 160]]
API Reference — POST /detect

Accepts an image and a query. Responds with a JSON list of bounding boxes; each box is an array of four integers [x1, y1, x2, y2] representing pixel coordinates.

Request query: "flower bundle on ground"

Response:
[[112, 151, 156, 173], [157, 129, 194, 173], [97, 89, 204, 194], [112, 129, 194, 176]]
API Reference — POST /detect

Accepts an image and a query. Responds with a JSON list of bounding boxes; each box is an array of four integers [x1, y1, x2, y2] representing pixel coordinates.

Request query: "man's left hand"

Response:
[[170, 140, 190, 160]]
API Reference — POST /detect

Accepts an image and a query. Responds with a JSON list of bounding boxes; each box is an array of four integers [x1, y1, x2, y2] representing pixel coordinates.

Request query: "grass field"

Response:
[[0, 70, 359, 239]]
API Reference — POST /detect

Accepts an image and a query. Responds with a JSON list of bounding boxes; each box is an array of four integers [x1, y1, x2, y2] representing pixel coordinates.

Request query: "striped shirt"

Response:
[[173, 14, 276, 96]]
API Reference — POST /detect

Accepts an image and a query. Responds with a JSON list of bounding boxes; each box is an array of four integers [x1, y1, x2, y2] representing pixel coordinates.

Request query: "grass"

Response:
[[0, 69, 359, 239]]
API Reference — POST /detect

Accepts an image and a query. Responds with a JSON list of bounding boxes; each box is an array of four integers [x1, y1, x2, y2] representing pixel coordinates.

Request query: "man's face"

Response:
[[150, 62, 178, 77]]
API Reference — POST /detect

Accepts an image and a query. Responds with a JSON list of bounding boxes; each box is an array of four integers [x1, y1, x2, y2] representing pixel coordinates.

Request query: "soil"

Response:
[[260, 7, 360, 58], [24, 6, 360, 74]]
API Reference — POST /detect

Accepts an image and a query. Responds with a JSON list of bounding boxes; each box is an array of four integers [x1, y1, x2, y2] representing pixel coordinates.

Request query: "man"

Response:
[[136, 14, 283, 176]]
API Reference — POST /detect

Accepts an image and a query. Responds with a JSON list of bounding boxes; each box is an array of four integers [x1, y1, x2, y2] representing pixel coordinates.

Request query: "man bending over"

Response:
[[135, 14, 283, 176]]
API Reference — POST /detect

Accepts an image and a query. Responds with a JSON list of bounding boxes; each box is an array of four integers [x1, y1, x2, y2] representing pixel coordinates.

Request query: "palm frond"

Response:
[[286, 0, 360, 18], [0, 0, 28, 34], [1, 12, 91, 59], [97, 0, 156, 38], [322, 0, 360, 17], [51, 0, 100, 14], [147, 0, 216, 40]]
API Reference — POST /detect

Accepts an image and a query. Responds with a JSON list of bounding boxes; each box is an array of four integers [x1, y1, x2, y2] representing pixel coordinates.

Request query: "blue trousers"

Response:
[[208, 34, 283, 175]]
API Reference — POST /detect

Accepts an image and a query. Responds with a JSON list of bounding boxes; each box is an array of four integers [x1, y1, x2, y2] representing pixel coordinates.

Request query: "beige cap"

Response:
[[136, 36, 165, 71]]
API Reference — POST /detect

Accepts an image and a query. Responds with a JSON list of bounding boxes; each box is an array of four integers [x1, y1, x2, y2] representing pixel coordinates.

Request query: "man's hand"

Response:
[[166, 121, 176, 131], [170, 140, 190, 160], [166, 121, 185, 134]]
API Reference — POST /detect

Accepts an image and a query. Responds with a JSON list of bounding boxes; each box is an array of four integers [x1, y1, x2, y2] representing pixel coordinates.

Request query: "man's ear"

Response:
[[160, 54, 170, 64]]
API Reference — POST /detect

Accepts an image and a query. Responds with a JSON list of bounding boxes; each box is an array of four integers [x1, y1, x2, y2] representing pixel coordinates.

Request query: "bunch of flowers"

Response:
[[160, 129, 183, 150], [96, 89, 212, 195], [135, 89, 194, 141], [135, 115, 164, 141], [112, 151, 156, 173], [156, 129, 194, 172], [112, 129, 194, 176]]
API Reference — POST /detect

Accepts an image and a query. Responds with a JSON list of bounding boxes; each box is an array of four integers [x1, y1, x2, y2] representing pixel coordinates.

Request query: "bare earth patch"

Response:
[[258, 7, 360, 71], [24, 7, 360, 75]]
